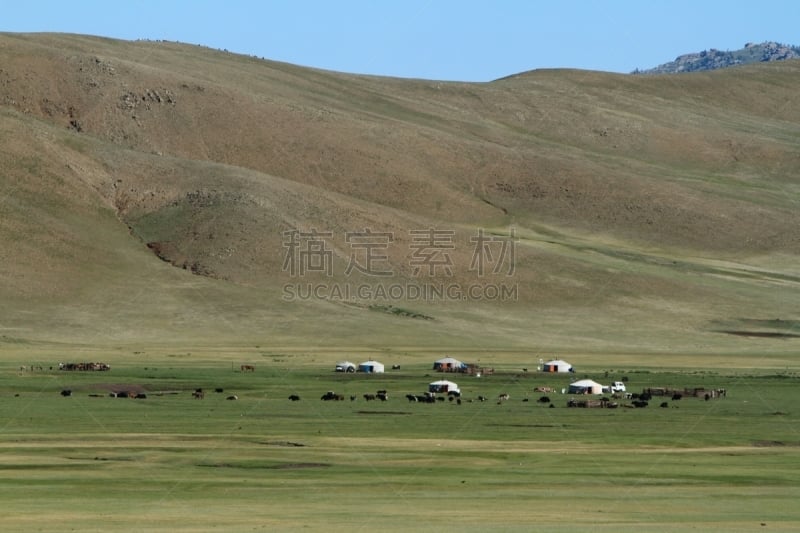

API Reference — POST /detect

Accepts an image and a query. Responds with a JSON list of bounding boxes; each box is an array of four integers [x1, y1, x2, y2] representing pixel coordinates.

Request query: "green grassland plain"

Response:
[[1, 346, 799, 532]]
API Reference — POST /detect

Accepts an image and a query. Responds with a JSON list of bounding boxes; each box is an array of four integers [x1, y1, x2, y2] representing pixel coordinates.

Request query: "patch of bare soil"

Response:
[[719, 330, 800, 339], [752, 440, 787, 447], [269, 463, 330, 470], [356, 410, 412, 415], [89, 383, 148, 394]]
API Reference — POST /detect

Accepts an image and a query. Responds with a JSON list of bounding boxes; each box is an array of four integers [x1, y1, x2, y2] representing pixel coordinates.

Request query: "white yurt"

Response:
[[432, 357, 466, 372], [428, 380, 460, 394], [542, 359, 573, 373], [335, 361, 356, 373], [568, 379, 604, 395], [358, 360, 385, 373]]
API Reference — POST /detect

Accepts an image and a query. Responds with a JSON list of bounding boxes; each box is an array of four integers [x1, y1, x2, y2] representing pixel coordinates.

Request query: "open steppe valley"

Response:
[[1, 33, 799, 531]]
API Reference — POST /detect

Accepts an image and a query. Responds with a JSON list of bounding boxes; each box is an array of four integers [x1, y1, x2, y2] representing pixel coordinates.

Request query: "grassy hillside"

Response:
[[1, 33, 799, 357]]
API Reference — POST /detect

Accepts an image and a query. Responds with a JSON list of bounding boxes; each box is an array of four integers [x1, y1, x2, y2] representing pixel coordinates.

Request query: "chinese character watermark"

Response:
[[408, 228, 455, 276], [468, 227, 517, 276], [280, 226, 519, 302], [282, 228, 334, 276], [344, 229, 394, 277]]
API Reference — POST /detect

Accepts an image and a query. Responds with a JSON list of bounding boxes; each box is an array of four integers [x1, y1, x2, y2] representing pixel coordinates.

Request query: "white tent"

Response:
[[335, 361, 356, 373], [428, 380, 460, 394], [542, 359, 573, 373], [358, 360, 385, 373], [432, 357, 466, 372], [568, 379, 604, 395]]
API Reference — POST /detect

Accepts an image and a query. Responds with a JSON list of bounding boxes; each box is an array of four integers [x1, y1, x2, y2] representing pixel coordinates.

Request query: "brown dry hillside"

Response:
[[1, 32, 799, 352]]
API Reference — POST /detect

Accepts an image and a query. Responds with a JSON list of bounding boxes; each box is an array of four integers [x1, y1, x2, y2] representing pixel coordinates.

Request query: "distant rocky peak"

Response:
[[634, 41, 800, 74]]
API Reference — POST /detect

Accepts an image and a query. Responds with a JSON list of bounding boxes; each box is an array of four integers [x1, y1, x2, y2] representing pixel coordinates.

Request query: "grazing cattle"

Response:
[[350, 395, 357, 401], [632, 400, 648, 408], [192, 389, 204, 400], [477, 395, 487, 402], [363, 393, 376, 401], [240, 364, 255, 372], [660, 402, 669, 408], [288, 394, 301, 401], [538, 396, 551, 404], [411, 394, 434, 403], [215, 388, 224, 393], [498, 393, 510, 401], [135, 393, 147, 399], [60, 389, 72, 397], [226, 395, 238, 401], [321, 391, 344, 401], [391, 365, 401, 370], [671, 393, 682, 401], [376, 391, 388, 401]]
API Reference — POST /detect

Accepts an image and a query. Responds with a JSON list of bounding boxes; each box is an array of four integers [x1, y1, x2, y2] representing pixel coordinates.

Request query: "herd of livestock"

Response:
[[39, 361, 728, 409]]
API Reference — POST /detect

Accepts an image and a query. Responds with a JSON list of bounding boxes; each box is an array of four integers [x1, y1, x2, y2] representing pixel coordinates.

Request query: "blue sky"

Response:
[[3, 1, 799, 81]]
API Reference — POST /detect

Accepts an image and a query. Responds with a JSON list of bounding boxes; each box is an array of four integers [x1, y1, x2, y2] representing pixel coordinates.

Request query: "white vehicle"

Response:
[[603, 382, 626, 393], [610, 381, 626, 393]]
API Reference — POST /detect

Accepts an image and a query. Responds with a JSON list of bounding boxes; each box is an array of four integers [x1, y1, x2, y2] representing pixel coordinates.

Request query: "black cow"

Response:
[[288, 394, 301, 401], [60, 389, 72, 397], [321, 391, 344, 401]]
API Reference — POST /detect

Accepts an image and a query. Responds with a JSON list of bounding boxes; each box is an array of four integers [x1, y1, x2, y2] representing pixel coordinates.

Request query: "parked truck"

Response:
[[602, 381, 626, 393]]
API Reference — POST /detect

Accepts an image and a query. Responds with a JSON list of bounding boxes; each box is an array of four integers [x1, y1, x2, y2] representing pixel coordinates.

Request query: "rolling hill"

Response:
[[1, 32, 799, 357]]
